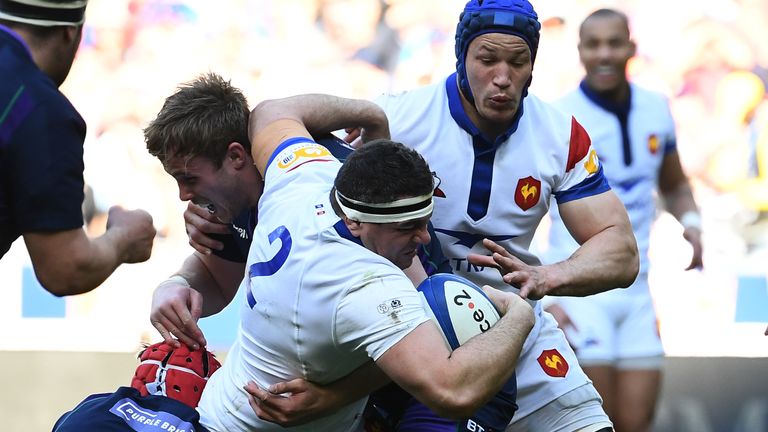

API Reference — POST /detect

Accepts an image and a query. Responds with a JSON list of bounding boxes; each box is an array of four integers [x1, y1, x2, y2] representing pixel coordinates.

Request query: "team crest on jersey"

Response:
[[584, 149, 600, 174], [648, 134, 659, 154], [514, 176, 541, 211], [277, 144, 333, 172], [537, 348, 569, 378]]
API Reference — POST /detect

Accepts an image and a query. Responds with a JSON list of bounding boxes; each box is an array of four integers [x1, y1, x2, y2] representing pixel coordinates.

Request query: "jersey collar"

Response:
[[578, 79, 632, 117]]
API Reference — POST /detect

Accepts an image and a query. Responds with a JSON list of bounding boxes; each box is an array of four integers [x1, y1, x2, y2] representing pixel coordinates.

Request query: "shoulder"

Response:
[[375, 81, 444, 114]]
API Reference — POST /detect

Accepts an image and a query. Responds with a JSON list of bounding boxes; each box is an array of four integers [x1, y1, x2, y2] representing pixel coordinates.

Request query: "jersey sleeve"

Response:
[[552, 117, 610, 204], [334, 274, 430, 361], [6, 101, 86, 233]]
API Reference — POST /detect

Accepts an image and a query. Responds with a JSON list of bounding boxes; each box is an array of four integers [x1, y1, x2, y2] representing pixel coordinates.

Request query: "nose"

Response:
[[413, 225, 431, 245], [178, 183, 194, 202], [492, 64, 512, 88]]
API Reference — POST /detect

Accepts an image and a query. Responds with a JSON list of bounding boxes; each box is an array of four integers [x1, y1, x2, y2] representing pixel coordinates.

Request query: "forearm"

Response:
[[171, 253, 243, 316], [661, 181, 699, 222], [251, 95, 388, 142], [427, 307, 533, 418], [25, 228, 125, 296], [545, 224, 639, 296]]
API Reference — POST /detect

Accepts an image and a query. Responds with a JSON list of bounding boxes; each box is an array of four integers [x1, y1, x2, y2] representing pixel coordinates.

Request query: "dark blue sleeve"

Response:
[[6, 98, 85, 234]]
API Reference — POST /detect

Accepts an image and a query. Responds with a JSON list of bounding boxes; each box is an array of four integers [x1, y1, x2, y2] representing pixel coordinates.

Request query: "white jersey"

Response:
[[198, 138, 431, 432], [547, 83, 676, 279], [376, 74, 610, 420]]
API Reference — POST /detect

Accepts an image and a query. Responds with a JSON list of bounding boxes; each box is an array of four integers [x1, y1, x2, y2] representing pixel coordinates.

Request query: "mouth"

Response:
[[490, 94, 512, 104]]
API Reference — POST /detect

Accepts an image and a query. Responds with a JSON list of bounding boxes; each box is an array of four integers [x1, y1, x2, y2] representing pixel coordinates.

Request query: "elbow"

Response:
[[32, 257, 98, 297], [421, 386, 487, 419], [617, 243, 640, 288], [36, 272, 90, 297]]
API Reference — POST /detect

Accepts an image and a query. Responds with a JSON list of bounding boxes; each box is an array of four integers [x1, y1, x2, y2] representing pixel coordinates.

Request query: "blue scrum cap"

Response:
[[0, 0, 88, 26], [455, 0, 541, 103]]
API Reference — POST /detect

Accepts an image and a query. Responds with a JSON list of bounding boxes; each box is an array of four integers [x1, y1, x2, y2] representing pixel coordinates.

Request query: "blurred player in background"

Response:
[[544, 9, 703, 432], [0, 0, 155, 295]]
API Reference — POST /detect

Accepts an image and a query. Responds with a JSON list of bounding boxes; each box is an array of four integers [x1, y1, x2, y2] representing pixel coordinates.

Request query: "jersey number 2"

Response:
[[246, 225, 292, 308]]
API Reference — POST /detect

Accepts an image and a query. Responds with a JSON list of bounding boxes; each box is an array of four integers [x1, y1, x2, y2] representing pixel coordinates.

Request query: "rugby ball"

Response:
[[417, 273, 501, 349]]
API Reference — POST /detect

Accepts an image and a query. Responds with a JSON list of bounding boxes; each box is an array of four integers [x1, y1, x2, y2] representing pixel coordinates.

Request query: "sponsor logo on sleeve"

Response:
[[277, 144, 333, 172], [648, 134, 659, 154]]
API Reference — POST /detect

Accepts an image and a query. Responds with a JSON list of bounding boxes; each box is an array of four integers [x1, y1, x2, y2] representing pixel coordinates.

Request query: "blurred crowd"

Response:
[[68, 0, 768, 270]]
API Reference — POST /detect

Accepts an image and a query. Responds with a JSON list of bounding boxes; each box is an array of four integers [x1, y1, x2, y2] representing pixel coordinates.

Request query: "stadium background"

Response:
[[1, 0, 767, 430]]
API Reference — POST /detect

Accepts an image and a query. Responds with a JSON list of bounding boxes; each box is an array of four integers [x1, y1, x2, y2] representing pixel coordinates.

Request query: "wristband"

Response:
[[680, 211, 702, 230], [164, 275, 191, 288]]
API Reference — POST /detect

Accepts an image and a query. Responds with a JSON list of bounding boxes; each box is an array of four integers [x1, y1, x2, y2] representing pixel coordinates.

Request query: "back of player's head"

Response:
[[145, 72, 250, 168], [0, 0, 88, 27], [131, 341, 221, 408], [455, 0, 541, 103], [333, 140, 434, 218]]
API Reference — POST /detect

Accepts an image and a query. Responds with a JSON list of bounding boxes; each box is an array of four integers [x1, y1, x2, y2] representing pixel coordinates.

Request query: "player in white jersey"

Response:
[[248, 1, 638, 431], [148, 89, 535, 431], [375, 1, 639, 431], [543, 9, 703, 432]]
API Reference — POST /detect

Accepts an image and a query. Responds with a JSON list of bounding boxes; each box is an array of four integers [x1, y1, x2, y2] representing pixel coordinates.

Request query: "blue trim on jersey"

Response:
[[553, 164, 610, 204], [445, 73, 526, 221], [265, 136, 315, 168], [664, 137, 677, 155], [579, 80, 633, 166], [333, 220, 364, 246]]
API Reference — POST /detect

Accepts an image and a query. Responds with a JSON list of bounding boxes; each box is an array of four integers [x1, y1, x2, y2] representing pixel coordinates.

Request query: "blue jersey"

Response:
[[0, 25, 86, 258]]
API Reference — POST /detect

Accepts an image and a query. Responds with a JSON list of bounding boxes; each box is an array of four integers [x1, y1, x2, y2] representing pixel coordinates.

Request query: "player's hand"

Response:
[[150, 278, 206, 350], [343, 124, 390, 148], [343, 127, 363, 148], [244, 378, 337, 427], [106, 205, 156, 263], [480, 284, 533, 319], [468, 238, 549, 300], [184, 202, 229, 255], [683, 226, 703, 270]]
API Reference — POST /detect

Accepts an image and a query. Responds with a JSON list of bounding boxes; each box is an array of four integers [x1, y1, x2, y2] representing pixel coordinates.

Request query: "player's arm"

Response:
[[658, 150, 703, 269], [546, 190, 639, 296], [151, 251, 244, 349], [376, 286, 533, 419], [468, 191, 637, 299], [248, 94, 389, 175], [23, 206, 155, 296], [245, 361, 389, 427]]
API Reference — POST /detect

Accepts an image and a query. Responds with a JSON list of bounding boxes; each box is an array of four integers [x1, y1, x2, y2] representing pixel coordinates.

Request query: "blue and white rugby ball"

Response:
[[417, 273, 501, 349]]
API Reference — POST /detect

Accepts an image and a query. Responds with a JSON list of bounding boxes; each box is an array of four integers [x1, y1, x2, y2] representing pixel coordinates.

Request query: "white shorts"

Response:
[[506, 384, 612, 432], [511, 308, 606, 422], [557, 273, 664, 368]]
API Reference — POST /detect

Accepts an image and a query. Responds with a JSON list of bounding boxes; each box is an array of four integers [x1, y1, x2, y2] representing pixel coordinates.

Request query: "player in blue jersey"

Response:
[[543, 9, 703, 432], [0, 0, 155, 296]]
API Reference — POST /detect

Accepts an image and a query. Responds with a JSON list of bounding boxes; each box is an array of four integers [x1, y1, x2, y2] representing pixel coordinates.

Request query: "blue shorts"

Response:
[[364, 376, 517, 432]]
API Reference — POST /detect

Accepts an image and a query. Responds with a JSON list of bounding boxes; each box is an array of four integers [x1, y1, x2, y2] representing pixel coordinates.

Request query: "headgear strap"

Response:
[[336, 190, 434, 223]]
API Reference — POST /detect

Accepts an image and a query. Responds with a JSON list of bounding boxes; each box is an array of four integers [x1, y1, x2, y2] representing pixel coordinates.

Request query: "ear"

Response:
[[344, 217, 363, 238], [628, 39, 637, 58], [225, 142, 248, 169], [62, 25, 81, 45]]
